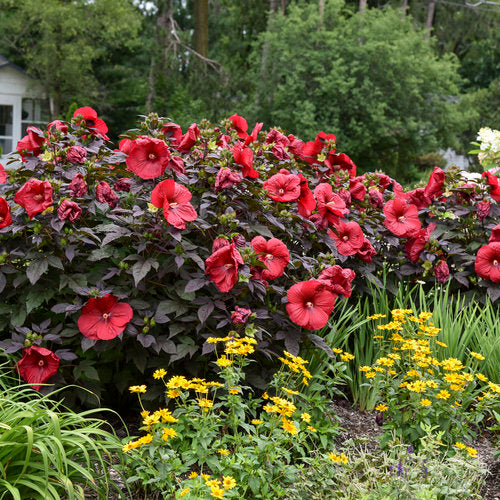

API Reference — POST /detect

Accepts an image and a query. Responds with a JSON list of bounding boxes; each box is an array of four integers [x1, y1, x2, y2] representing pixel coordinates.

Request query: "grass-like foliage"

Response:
[[0, 360, 126, 500]]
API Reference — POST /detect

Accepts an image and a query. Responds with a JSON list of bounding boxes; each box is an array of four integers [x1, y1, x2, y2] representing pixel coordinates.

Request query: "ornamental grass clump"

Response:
[[364, 308, 499, 447], [120, 335, 349, 498]]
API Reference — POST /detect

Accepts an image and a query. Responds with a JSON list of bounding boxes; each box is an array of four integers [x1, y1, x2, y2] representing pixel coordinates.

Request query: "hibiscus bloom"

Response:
[[424, 167, 445, 201], [244, 122, 263, 146], [324, 152, 356, 178], [126, 137, 171, 180], [356, 238, 377, 263], [404, 223, 436, 263], [251, 236, 289, 280], [349, 177, 367, 201], [113, 178, 132, 193], [317, 265, 356, 298], [66, 145, 87, 164], [297, 173, 316, 217], [263, 173, 301, 202], [0, 163, 7, 184], [231, 306, 252, 324], [489, 224, 500, 243], [215, 167, 242, 193], [301, 131, 336, 164], [328, 220, 364, 256], [151, 179, 197, 230], [78, 294, 134, 340], [288, 134, 305, 156], [47, 120, 68, 135], [286, 280, 336, 330], [383, 198, 421, 237], [15, 346, 60, 391], [205, 243, 244, 292], [68, 173, 88, 198], [73, 106, 109, 139], [315, 183, 349, 225], [434, 260, 450, 283], [177, 123, 200, 153], [483, 170, 500, 202], [405, 188, 431, 210], [368, 188, 383, 209], [228, 114, 248, 139], [96, 181, 119, 208], [17, 126, 45, 158], [232, 142, 258, 178], [0, 197, 12, 229], [168, 156, 185, 175], [58, 200, 82, 222], [14, 179, 53, 219], [475, 242, 500, 282], [477, 200, 491, 221]]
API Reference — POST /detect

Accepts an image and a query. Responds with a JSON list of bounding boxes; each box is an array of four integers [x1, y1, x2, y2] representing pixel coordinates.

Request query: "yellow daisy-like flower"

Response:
[[475, 373, 488, 382], [466, 447, 478, 458], [223, 476, 237, 490], [488, 381, 500, 394], [328, 452, 348, 464], [375, 404, 388, 412], [301, 412, 311, 423], [367, 313, 386, 320], [436, 341, 447, 348], [333, 348, 343, 354], [179, 488, 190, 498], [206, 479, 220, 487], [420, 398, 432, 407], [137, 434, 153, 445], [166, 376, 189, 389], [201, 473, 211, 481], [210, 485, 225, 499], [436, 390, 451, 400], [188, 471, 198, 479], [218, 448, 230, 456], [167, 389, 182, 398], [281, 418, 298, 435], [153, 368, 167, 379], [129, 385, 147, 394], [340, 352, 355, 362], [197, 398, 214, 408], [307, 425, 317, 432], [216, 356, 233, 368], [470, 352, 485, 361], [364, 371, 376, 379], [229, 386, 241, 395], [282, 387, 299, 395], [161, 427, 177, 441], [251, 419, 263, 425]]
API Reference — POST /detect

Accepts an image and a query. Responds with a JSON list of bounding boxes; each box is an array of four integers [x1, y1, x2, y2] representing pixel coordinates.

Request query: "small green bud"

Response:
[[142, 326, 149, 334]]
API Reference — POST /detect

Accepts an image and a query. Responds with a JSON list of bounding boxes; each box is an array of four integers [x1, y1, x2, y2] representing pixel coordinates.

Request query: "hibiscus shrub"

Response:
[[0, 109, 499, 405]]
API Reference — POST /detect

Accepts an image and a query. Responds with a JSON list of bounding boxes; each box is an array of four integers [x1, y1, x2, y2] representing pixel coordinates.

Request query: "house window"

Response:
[[0, 104, 13, 156], [21, 98, 50, 135]]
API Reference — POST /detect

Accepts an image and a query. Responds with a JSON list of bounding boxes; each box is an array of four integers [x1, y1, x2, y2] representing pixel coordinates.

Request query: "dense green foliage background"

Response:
[[0, 0, 498, 180]]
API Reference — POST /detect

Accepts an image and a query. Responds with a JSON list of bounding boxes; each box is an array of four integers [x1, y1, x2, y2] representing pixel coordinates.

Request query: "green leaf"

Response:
[[26, 287, 55, 314], [26, 259, 48, 285]]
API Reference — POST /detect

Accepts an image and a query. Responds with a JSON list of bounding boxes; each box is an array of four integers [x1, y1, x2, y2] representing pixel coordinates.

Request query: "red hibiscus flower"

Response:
[[368, 188, 384, 209], [168, 156, 185, 175], [68, 173, 88, 198], [286, 280, 336, 330], [324, 152, 356, 178], [48, 120, 68, 135], [17, 126, 45, 158], [288, 134, 305, 156], [0, 163, 8, 184], [297, 173, 316, 217], [232, 142, 258, 178], [263, 173, 301, 202], [215, 167, 242, 193], [119, 138, 133, 155], [126, 137, 171, 180], [212, 237, 231, 253], [383, 198, 421, 237], [228, 114, 249, 139], [251, 236, 290, 280], [424, 167, 445, 201], [349, 177, 367, 201], [231, 306, 252, 324], [78, 294, 133, 340], [205, 243, 244, 292], [177, 123, 200, 153], [434, 260, 450, 283], [405, 188, 432, 210], [162, 122, 183, 145], [483, 170, 500, 202], [113, 178, 131, 193], [489, 224, 500, 244], [477, 200, 491, 221], [96, 181, 119, 208], [315, 183, 349, 225], [66, 145, 87, 164], [14, 179, 53, 219], [0, 197, 12, 229], [475, 242, 500, 282], [404, 223, 436, 263], [356, 238, 377, 263], [58, 200, 82, 222], [244, 122, 263, 146], [151, 179, 197, 230], [317, 265, 356, 298], [73, 106, 109, 139], [301, 131, 336, 164], [328, 220, 365, 256], [15, 346, 60, 391]]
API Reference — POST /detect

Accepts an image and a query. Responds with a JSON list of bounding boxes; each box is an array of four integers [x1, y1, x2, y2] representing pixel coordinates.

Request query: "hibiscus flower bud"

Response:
[[368, 188, 384, 209], [476, 200, 491, 221], [68, 173, 88, 198], [212, 237, 230, 253], [231, 306, 252, 324], [48, 120, 68, 135], [96, 181, 119, 208], [113, 178, 132, 192], [434, 260, 450, 283], [232, 234, 246, 248], [66, 145, 87, 164], [57, 200, 82, 222]]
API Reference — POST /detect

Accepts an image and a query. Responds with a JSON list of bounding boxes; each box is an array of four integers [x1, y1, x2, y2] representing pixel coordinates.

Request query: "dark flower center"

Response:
[[305, 301, 314, 309], [87, 120, 95, 127], [34, 194, 43, 201], [38, 360, 44, 367], [148, 152, 157, 161]]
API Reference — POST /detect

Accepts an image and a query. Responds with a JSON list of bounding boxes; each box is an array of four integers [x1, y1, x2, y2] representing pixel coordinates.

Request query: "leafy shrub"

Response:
[[0, 108, 498, 404]]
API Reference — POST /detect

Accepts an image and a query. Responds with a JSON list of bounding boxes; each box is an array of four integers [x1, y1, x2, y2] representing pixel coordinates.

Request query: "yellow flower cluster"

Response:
[[328, 451, 348, 464], [183, 474, 236, 498], [454, 442, 478, 458], [207, 335, 257, 357], [122, 433, 153, 453], [278, 350, 312, 385]]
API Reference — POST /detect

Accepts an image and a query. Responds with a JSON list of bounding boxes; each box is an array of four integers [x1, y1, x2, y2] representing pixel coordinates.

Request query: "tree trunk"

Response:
[[359, 0, 367, 13], [401, 0, 409, 18], [194, 0, 209, 58], [318, 0, 325, 29], [425, 0, 436, 38]]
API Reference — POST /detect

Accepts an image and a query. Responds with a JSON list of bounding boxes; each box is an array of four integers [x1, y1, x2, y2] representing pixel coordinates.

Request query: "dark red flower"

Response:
[[244, 122, 263, 146], [317, 265, 356, 298], [424, 167, 445, 200], [356, 238, 377, 263], [0, 164, 7, 184], [14, 179, 53, 219], [228, 114, 248, 139], [286, 280, 336, 330], [113, 178, 131, 192], [215, 167, 242, 193], [477, 200, 491, 221], [151, 179, 197, 230], [349, 177, 367, 201], [119, 138, 133, 154], [168, 156, 185, 174], [483, 170, 500, 202], [266, 129, 289, 147], [232, 234, 246, 248], [0, 197, 12, 229], [205, 243, 244, 292], [328, 220, 365, 256], [315, 183, 349, 225], [47, 120, 68, 135], [126, 137, 171, 180], [338, 188, 352, 206], [489, 224, 500, 244], [66, 145, 87, 164], [434, 260, 450, 283], [58, 200, 82, 222], [177, 123, 200, 153], [231, 306, 252, 324], [475, 242, 500, 282], [251, 236, 289, 280], [17, 126, 45, 158], [297, 173, 316, 217], [383, 198, 421, 237], [232, 142, 258, 178], [68, 173, 88, 198], [405, 188, 431, 210], [287, 134, 305, 156], [212, 237, 231, 253], [96, 181, 119, 208], [162, 122, 183, 145], [78, 294, 133, 340], [368, 188, 384, 209], [404, 223, 436, 263], [301, 131, 336, 164], [324, 152, 357, 178], [15, 346, 60, 391], [73, 106, 109, 139], [263, 173, 301, 202]]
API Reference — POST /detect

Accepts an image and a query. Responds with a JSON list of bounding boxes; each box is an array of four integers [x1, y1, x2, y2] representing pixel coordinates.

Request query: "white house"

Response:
[[0, 54, 49, 158]]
